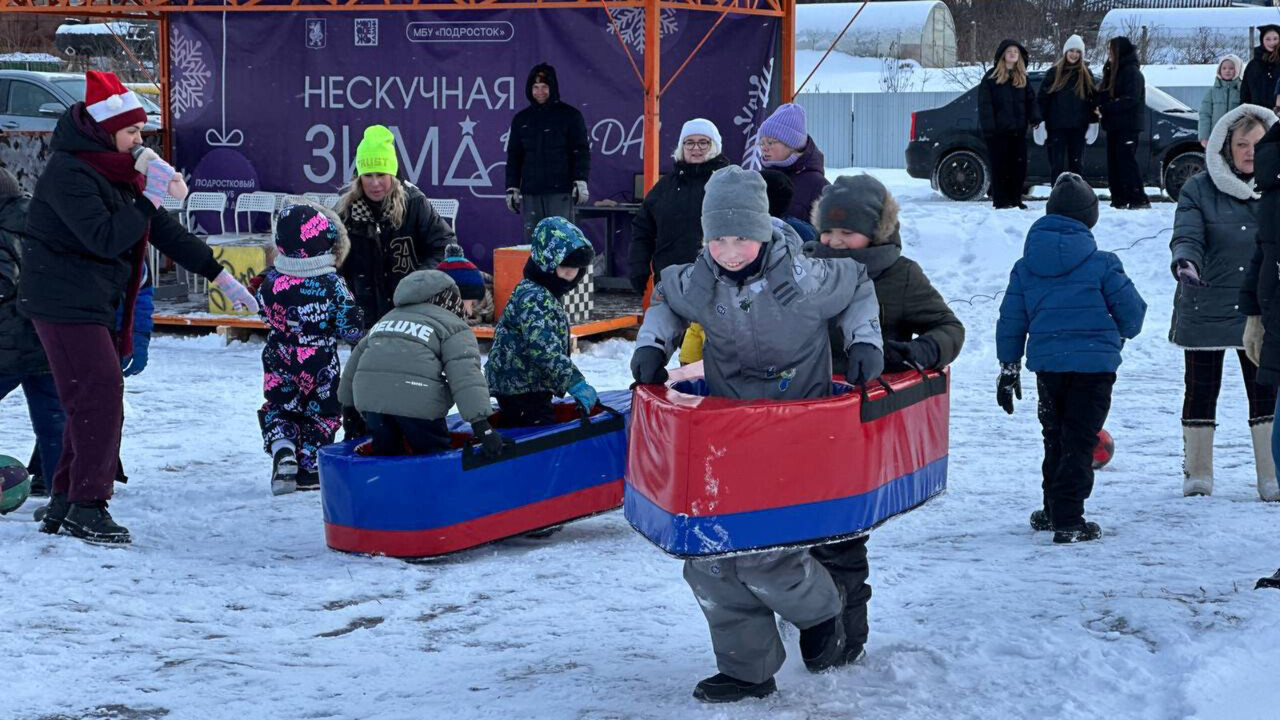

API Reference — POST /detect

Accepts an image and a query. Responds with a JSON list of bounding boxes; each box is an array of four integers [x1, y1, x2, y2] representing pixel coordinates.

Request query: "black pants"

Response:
[[986, 131, 1028, 208], [1046, 127, 1086, 183], [1037, 372, 1115, 528], [1105, 130, 1145, 207], [494, 392, 556, 427], [809, 535, 871, 648], [1183, 349, 1277, 423], [364, 413, 452, 456]]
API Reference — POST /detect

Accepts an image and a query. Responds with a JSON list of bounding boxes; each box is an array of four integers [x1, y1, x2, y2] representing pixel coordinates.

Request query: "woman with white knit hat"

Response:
[[1037, 33, 1098, 183], [627, 118, 731, 294]]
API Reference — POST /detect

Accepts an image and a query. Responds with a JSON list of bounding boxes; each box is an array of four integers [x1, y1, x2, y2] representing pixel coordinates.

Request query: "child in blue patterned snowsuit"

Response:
[[257, 204, 364, 495], [484, 216, 598, 425]]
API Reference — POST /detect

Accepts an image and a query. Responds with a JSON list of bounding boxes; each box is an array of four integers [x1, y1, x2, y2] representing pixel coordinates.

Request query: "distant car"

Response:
[[905, 71, 1203, 202], [0, 70, 162, 133]]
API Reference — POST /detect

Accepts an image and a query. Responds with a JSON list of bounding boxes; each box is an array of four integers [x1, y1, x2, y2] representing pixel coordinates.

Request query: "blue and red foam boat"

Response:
[[318, 390, 631, 559], [625, 369, 949, 557]]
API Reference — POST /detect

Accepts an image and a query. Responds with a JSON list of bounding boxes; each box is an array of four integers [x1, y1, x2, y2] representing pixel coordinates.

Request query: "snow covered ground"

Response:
[[4, 170, 1278, 720]]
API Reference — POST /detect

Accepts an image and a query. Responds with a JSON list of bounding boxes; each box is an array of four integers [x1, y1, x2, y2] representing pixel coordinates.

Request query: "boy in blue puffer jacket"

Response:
[[996, 173, 1147, 544]]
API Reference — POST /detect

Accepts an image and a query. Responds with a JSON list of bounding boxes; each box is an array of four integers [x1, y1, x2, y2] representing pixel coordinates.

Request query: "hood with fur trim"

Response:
[[1207, 103, 1278, 200]]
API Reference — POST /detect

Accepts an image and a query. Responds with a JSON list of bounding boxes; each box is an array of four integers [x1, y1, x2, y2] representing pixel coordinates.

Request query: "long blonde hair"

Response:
[[1048, 56, 1095, 99], [336, 173, 407, 229], [994, 55, 1028, 88]]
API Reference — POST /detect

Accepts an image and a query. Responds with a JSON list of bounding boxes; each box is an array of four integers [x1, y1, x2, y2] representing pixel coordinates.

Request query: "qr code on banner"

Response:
[[355, 18, 379, 47]]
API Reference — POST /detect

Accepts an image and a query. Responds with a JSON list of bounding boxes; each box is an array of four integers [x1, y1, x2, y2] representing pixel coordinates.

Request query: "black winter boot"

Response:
[[271, 448, 298, 496], [1053, 521, 1102, 544], [1256, 570, 1280, 590], [295, 468, 320, 491], [799, 593, 848, 673], [1029, 509, 1052, 532], [62, 501, 131, 544], [29, 475, 49, 498], [692, 673, 777, 703], [33, 492, 70, 534]]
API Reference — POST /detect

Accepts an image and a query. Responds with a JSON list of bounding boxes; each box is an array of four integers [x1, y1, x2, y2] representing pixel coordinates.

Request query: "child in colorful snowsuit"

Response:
[[996, 173, 1147, 543], [257, 203, 364, 495], [338, 269, 505, 459], [630, 166, 884, 703], [484, 216, 598, 425]]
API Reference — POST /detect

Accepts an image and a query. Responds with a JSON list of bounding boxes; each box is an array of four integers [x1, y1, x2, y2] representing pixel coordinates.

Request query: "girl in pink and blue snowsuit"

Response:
[[257, 203, 364, 495]]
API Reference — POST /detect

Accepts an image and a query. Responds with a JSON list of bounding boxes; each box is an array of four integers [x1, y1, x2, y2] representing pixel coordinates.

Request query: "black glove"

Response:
[[631, 346, 669, 385], [883, 337, 941, 372], [471, 420, 507, 460], [845, 342, 884, 385], [1174, 259, 1206, 287], [997, 362, 1021, 415], [342, 406, 367, 441], [629, 274, 650, 295]]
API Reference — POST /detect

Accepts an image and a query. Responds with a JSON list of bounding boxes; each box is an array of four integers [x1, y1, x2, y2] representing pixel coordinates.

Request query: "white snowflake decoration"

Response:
[[169, 28, 211, 121], [605, 8, 678, 53]]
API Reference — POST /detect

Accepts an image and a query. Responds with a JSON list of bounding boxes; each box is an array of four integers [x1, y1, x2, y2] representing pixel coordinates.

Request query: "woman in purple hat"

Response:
[[757, 103, 829, 220]]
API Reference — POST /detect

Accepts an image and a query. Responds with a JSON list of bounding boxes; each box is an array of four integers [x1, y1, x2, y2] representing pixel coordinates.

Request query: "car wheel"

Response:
[[933, 150, 991, 201], [1163, 151, 1205, 203]]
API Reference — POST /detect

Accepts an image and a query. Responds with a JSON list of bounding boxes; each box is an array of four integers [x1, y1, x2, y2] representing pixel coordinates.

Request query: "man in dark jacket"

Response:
[[505, 64, 591, 242], [1099, 36, 1149, 209], [0, 169, 65, 499]]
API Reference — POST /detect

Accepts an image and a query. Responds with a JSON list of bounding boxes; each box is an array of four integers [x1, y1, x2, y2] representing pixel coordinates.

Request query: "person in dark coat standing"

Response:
[[0, 169, 64, 500], [979, 40, 1042, 209], [801, 173, 965, 665], [1099, 36, 1149, 209], [757, 103, 830, 220], [504, 63, 591, 242], [19, 72, 257, 544], [996, 174, 1147, 544], [628, 118, 731, 294], [1171, 104, 1277, 501], [1038, 34, 1097, 182], [338, 125, 456, 330], [1242, 24, 1280, 110]]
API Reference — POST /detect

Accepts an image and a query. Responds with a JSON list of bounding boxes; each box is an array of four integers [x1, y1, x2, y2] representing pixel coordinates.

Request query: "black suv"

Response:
[[905, 71, 1204, 202]]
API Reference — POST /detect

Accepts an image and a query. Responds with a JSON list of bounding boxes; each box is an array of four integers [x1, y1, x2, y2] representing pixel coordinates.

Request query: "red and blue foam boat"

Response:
[[625, 370, 949, 557], [318, 390, 631, 559]]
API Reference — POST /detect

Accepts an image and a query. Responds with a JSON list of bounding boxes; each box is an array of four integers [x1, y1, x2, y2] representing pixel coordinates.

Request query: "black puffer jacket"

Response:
[[504, 64, 591, 196], [1037, 62, 1097, 131], [627, 154, 732, 291], [1099, 37, 1146, 134], [339, 182, 455, 330], [20, 109, 222, 327], [1242, 121, 1280, 385], [0, 194, 48, 376], [978, 40, 1041, 135], [1241, 43, 1280, 109]]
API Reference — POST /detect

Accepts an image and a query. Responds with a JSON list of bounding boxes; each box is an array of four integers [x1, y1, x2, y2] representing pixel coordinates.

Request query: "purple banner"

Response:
[[168, 9, 778, 270]]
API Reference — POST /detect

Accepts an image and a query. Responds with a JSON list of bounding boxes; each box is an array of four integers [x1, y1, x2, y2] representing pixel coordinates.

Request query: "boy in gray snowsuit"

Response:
[[629, 166, 884, 703]]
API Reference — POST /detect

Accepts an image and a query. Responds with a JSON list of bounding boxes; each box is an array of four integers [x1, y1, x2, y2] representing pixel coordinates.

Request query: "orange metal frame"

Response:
[[2, 0, 794, 194]]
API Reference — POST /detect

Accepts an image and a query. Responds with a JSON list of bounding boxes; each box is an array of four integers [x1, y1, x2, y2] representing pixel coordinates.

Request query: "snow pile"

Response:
[[2, 170, 1278, 719]]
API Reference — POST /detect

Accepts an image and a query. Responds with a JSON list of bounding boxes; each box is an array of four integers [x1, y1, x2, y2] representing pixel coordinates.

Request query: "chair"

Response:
[[428, 197, 459, 232], [304, 192, 342, 209], [233, 191, 278, 234], [184, 191, 228, 235]]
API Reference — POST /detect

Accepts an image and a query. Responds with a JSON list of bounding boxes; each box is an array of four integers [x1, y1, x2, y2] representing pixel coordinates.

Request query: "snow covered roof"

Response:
[[0, 53, 62, 63], [1100, 6, 1280, 32], [797, 1, 947, 34], [55, 22, 135, 36]]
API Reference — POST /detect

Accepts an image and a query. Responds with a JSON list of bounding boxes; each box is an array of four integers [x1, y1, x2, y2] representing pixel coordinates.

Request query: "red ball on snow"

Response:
[[1093, 429, 1115, 470]]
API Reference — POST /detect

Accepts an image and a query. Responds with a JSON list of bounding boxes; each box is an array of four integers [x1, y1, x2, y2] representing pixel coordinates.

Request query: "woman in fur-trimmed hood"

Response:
[[1169, 102, 1279, 501]]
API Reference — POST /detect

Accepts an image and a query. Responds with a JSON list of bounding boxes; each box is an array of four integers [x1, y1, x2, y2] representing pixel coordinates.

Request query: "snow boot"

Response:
[[271, 448, 298, 496], [1182, 424, 1214, 497], [33, 492, 70, 534], [692, 673, 777, 703], [1249, 420, 1279, 502], [62, 500, 130, 545], [1256, 570, 1280, 590], [29, 475, 48, 498], [1029, 509, 1052, 531], [1053, 521, 1102, 544], [295, 468, 320, 492], [799, 589, 848, 673]]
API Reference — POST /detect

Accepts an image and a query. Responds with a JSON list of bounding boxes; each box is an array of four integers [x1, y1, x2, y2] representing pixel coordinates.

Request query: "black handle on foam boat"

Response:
[[461, 403, 626, 472]]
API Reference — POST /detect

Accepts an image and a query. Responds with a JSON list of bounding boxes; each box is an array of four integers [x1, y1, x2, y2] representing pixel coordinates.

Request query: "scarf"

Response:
[[428, 286, 466, 319], [71, 105, 149, 358], [348, 196, 385, 229], [274, 253, 337, 278], [523, 258, 580, 299], [763, 153, 801, 170]]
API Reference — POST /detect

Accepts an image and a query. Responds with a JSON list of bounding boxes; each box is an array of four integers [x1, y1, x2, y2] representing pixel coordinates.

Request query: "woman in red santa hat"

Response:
[[18, 70, 257, 544]]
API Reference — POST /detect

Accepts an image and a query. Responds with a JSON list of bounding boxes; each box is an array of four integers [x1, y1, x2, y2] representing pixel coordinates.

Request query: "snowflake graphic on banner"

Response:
[[605, 8, 678, 53], [169, 27, 211, 120], [737, 58, 774, 170]]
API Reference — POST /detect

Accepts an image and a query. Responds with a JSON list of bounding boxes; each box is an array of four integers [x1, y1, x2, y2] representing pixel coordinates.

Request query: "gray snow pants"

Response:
[[683, 549, 842, 683], [521, 192, 575, 242]]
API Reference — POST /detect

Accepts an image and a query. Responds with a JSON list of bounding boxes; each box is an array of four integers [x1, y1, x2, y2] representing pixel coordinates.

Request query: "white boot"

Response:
[[1249, 420, 1279, 502], [1182, 424, 1214, 497]]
